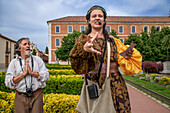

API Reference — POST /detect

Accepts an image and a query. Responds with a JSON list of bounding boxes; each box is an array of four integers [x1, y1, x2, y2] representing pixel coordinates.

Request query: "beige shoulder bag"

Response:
[[76, 41, 116, 113]]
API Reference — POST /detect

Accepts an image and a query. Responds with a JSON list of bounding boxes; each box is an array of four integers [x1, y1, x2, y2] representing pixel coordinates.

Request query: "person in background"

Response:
[[69, 5, 142, 113], [5, 38, 49, 113]]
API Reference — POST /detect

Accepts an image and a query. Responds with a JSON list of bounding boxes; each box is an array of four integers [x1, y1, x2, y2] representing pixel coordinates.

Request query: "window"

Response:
[[156, 26, 161, 31], [56, 38, 60, 47], [106, 26, 111, 33], [144, 26, 148, 33], [6, 41, 8, 52], [131, 26, 136, 33], [118, 26, 123, 33], [68, 25, 73, 33], [14, 44, 16, 55], [80, 25, 85, 32], [119, 38, 124, 44], [55, 25, 60, 33]]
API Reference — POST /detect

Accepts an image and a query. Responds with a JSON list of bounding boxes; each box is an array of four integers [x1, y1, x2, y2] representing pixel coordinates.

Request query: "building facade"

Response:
[[30, 43, 48, 64], [0, 34, 48, 70], [47, 16, 170, 64], [0, 34, 17, 68]]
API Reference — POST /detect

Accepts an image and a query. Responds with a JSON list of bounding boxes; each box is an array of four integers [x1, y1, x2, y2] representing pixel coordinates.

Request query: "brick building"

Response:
[[47, 16, 170, 64], [30, 43, 48, 64]]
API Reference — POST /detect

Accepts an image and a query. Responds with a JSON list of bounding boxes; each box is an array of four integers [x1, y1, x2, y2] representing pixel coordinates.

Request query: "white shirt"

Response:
[[5, 55, 49, 92]]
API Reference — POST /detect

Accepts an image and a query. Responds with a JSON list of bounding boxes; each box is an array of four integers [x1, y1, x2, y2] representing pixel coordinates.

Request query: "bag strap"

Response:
[[85, 38, 107, 85], [96, 38, 107, 83], [107, 41, 110, 78]]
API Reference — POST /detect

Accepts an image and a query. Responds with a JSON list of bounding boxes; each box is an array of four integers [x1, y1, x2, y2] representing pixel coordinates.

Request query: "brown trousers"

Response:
[[15, 91, 43, 113]]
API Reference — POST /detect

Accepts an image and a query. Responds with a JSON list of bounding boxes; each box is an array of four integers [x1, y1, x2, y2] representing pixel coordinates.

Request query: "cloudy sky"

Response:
[[0, 0, 169, 52]]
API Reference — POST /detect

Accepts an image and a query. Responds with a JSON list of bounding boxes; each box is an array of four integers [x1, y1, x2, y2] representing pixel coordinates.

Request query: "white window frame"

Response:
[[118, 25, 124, 33], [55, 25, 60, 33], [131, 26, 136, 33], [106, 25, 111, 33], [55, 38, 60, 47], [80, 25, 85, 32], [156, 26, 161, 31], [119, 38, 124, 44], [68, 25, 73, 33], [143, 26, 149, 33]]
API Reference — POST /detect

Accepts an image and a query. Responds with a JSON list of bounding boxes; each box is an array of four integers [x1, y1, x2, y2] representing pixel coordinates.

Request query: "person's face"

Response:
[[19, 39, 31, 56], [89, 9, 105, 29]]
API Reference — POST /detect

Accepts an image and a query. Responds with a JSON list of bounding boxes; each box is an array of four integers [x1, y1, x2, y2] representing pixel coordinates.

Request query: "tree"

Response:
[[125, 26, 169, 62], [162, 34, 170, 61], [32, 49, 36, 55], [110, 29, 119, 39], [45, 46, 48, 54], [55, 30, 82, 64]]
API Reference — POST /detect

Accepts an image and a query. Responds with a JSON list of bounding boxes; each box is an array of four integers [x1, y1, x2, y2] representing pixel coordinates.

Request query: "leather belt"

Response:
[[16, 88, 41, 96], [88, 62, 119, 74]]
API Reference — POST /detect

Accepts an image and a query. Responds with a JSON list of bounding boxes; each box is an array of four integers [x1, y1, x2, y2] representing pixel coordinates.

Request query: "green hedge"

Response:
[[0, 75, 14, 93], [45, 64, 72, 69], [0, 75, 83, 95], [43, 78, 83, 95], [48, 69, 77, 75]]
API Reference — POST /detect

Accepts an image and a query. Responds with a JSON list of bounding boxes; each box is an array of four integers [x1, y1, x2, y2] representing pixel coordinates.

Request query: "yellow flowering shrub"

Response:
[[160, 76, 170, 82], [0, 72, 6, 75], [0, 91, 15, 113], [0, 99, 10, 113], [43, 93, 80, 113], [0, 91, 80, 113], [49, 75, 83, 79], [148, 73, 158, 78]]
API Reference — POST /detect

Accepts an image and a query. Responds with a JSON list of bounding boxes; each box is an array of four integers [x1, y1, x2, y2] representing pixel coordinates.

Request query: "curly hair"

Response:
[[15, 38, 30, 56]]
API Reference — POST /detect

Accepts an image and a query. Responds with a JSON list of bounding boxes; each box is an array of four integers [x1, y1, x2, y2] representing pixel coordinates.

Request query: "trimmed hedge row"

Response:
[[48, 69, 77, 75], [43, 78, 84, 95], [0, 91, 80, 113], [50, 75, 83, 79], [46, 64, 72, 70], [0, 75, 84, 95], [0, 75, 14, 93]]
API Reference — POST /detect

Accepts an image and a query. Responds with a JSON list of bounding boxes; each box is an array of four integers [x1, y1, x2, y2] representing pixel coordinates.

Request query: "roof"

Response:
[[0, 33, 17, 43], [47, 16, 170, 23]]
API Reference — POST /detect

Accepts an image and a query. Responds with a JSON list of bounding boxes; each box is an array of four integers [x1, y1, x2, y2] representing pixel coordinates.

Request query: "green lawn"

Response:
[[122, 75, 170, 98]]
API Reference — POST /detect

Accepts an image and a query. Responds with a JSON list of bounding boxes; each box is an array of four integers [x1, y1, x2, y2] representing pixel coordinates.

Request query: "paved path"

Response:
[[127, 84, 170, 113]]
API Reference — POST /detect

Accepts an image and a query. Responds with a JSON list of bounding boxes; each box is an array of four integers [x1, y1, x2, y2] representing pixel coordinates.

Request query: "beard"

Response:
[[24, 51, 31, 56]]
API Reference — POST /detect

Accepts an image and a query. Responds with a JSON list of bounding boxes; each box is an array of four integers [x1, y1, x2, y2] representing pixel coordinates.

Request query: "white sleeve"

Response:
[[37, 57, 49, 82], [5, 59, 17, 89]]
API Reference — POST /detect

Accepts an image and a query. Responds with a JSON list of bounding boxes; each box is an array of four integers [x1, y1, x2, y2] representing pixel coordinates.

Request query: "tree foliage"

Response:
[[32, 49, 36, 55], [125, 26, 170, 62], [55, 30, 82, 61], [162, 34, 170, 61], [110, 29, 119, 39], [45, 46, 48, 54]]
